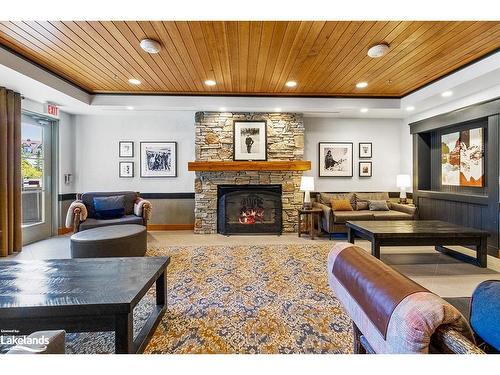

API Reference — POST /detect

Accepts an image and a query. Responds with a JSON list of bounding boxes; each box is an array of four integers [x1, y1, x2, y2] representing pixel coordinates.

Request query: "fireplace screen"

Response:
[[217, 184, 282, 235]]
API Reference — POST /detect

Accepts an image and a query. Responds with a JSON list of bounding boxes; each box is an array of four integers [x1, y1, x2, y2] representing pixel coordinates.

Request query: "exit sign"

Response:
[[44, 103, 59, 118]]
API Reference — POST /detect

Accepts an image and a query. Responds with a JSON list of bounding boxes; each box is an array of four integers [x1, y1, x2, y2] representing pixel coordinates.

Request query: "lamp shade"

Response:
[[396, 174, 411, 188], [300, 176, 315, 192]]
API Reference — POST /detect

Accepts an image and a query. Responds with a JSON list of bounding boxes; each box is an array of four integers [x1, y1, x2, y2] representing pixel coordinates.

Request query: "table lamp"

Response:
[[396, 174, 411, 204], [300, 176, 315, 210]]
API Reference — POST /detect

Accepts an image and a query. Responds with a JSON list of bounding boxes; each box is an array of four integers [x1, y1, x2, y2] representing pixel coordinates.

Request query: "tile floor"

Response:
[[6, 230, 500, 297]]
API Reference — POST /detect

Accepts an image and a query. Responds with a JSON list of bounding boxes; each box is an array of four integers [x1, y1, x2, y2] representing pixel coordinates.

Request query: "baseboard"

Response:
[[147, 224, 195, 231], [58, 227, 73, 235]]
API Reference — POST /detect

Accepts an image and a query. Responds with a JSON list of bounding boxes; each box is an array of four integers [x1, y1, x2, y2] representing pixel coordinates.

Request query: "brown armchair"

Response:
[[66, 191, 152, 233]]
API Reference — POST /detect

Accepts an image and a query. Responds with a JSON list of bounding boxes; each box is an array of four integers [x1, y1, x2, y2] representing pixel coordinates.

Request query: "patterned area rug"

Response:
[[65, 244, 353, 354]]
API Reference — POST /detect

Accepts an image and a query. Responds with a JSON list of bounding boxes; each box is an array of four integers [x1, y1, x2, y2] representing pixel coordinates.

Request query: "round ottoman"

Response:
[[70, 224, 147, 258]]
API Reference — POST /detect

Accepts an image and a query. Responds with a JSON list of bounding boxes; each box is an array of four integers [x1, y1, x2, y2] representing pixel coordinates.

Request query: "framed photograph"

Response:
[[233, 121, 267, 161], [119, 141, 134, 158], [140, 141, 177, 178], [318, 142, 353, 177], [359, 161, 372, 177], [359, 142, 372, 158], [119, 161, 134, 178]]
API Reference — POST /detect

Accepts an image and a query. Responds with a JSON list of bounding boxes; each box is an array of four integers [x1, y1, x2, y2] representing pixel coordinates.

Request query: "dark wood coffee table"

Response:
[[346, 220, 489, 268], [0, 256, 170, 353]]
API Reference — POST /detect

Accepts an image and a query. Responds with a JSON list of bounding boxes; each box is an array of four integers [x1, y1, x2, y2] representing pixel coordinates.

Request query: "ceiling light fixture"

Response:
[[285, 81, 297, 88], [367, 43, 390, 58], [360, 108, 369, 113], [140, 39, 161, 54], [406, 106, 415, 111], [128, 78, 141, 85], [441, 90, 453, 97], [356, 82, 368, 89], [219, 107, 227, 111], [204, 80, 216, 86], [126, 106, 134, 110], [274, 108, 282, 112]]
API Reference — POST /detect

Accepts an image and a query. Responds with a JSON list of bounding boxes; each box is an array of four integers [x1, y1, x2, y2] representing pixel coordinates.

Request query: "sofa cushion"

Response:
[[369, 200, 390, 211], [93, 195, 125, 219], [79, 214, 143, 231], [81, 191, 137, 218], [470, 280, 500, 351], [319, 192, 356, 210], [355, 192, 390, 202], [356, 201, 369, 210], [333, 211, 373, 223], [372, 210, 413, 220], [331, 198, 354, 211]]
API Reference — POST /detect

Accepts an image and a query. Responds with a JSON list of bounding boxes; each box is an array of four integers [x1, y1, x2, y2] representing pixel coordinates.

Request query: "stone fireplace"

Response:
[[193, 112, 306, 234]]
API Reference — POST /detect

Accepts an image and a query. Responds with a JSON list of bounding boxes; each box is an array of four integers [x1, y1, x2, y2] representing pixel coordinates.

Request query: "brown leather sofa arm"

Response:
[[390, 202, 418, 218], [432, 326, 485, 354]]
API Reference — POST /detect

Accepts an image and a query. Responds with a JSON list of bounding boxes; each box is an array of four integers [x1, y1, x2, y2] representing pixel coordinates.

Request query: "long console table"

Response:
[[0, 256, 170, 353]]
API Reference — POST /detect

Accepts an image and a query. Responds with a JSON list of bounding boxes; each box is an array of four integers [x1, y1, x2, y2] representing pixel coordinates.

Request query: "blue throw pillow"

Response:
[[470, 280, 500, 351], [93, 195, 125, 220]]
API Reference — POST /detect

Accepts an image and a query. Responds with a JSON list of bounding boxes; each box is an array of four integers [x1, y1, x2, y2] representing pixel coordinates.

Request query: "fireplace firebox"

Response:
[[217, 184, 282, 235]]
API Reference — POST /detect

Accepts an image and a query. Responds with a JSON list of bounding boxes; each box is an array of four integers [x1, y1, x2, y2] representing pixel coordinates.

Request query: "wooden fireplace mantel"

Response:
[[187, 160, 311, 172]]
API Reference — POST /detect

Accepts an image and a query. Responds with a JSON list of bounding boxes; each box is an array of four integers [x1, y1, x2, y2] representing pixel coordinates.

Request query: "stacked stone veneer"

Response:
[[194, 112, 305, 234]]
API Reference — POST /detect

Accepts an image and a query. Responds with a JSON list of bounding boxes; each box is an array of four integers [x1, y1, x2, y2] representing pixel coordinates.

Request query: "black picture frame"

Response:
[[140, 141, 178, 178], [119, 141, 134, 158], [318, 142, 354, 177], [359, 161, 372, 177], [119, 161, 134, 178], [359, 142, 372, 158], [233, 120, 268, 161]]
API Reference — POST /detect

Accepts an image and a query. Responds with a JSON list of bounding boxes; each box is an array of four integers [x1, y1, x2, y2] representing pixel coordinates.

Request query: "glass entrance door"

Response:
[[21, 113, 53, 244]]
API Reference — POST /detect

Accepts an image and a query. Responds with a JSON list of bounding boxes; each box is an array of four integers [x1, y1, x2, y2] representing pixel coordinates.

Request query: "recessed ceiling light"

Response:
[[128, 78, 141, 85], [406, 106, 415, 111], [274, 108, 282, 112], [126, 106, 134, 110], [219, 107, 227, 111], [441, 90, 453, 97], [356, 82, 368, 89], [140, 39, 161, 54], [367, 43, 390, 58], [360, 108, 369, 113], [285, 81, 297, 88], [204, 80, 216, 86]]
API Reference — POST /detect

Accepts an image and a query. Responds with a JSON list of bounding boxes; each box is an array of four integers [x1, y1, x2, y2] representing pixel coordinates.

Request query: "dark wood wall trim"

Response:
[[140, 193, 195, 200], [416, 190, 489, 205], [58, 192, 195, 201], [410, 97, 500, 134], [58, 193, 77, 201]]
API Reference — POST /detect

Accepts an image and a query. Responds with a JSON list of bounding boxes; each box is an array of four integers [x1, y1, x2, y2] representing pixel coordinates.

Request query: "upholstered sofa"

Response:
[[313, 192, 417, 238], [66, 191, 152, 233], [327, 242, 497, 354]]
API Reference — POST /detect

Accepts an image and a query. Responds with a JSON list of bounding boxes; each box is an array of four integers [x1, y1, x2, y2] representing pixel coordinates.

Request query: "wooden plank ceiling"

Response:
[[0, 21, 499, 97]]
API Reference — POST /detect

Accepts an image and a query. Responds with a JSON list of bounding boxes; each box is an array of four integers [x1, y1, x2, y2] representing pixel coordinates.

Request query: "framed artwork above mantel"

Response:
[[233, 121, 267, 161]]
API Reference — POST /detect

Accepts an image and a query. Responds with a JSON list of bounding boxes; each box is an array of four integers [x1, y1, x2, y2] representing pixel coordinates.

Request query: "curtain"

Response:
[[0, 87, 22, 256]]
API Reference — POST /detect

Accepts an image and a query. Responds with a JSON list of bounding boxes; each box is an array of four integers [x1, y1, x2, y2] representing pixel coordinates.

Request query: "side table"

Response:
[[297, 208, 322, 239]]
